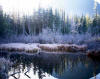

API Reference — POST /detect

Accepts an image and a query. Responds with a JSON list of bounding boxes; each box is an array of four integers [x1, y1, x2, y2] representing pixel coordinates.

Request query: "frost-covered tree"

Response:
[[0, 6, 100, 39]]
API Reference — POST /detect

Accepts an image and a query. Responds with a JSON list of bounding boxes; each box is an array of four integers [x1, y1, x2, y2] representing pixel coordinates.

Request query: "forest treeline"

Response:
[[0, 7, 100, 38]]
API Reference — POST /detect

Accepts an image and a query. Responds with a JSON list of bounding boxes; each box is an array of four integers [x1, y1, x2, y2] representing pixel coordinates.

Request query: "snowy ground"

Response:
[[0, 43, 87, 53], [0, 43, 40, 53], [90, 73, 100, 79]]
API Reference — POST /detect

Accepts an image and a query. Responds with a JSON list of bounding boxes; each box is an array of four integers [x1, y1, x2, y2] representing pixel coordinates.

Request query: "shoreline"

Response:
[[0, 43, 87, 53], [0, 42, 100, 59]]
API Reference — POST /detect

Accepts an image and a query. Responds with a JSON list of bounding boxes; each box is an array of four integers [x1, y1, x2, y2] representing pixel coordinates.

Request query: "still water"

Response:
[[0, 52, 100, 79]]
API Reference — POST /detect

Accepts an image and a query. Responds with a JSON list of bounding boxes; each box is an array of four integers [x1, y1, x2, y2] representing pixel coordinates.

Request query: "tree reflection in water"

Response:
[[0, 52, 100, 79]]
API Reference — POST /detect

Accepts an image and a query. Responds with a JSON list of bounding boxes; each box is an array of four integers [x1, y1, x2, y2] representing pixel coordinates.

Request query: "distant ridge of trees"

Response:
[[0, 6, 100, 38]]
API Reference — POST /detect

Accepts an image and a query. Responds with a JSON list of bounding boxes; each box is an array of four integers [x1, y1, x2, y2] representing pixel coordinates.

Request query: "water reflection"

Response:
[[0, 52, 100, 79]]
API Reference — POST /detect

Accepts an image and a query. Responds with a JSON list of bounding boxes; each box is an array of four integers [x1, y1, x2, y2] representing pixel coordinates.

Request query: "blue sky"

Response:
[[50, 0, 95, 16]]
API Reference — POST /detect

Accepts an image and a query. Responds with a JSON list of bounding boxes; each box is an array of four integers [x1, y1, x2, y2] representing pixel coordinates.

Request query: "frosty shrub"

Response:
[[0, 58, 12, 79]]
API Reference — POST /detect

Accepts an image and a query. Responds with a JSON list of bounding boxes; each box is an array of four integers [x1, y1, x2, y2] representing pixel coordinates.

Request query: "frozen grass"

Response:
[[0, 43, 40, 53], [0, 29, 99, 53], [0, 43, 87, 53], [38, 44, 87, 52], [5, 33, 93, 44], [0, 29, 95, 44]]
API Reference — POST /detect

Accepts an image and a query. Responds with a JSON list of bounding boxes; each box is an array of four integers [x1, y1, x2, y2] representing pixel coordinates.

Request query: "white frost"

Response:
[[90, 73, 100, 79], [0, 43, 41, 53], [0, 43, 87, 53]]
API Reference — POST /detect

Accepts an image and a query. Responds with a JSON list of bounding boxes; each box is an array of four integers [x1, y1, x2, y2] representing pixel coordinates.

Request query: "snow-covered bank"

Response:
[[0, 43, 41, 53], [0, 43, 87, 53], [38, 44, 87, 52], [90, 73, 100, 79]]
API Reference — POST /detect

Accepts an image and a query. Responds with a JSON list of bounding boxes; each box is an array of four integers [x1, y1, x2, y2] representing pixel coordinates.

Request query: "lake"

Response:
[[0, 52, 100, 79]]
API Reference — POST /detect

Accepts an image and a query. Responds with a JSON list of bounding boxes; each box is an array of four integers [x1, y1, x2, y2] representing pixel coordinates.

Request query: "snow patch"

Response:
[[0, 43, 41, 53], [90, 73, 100, 79]]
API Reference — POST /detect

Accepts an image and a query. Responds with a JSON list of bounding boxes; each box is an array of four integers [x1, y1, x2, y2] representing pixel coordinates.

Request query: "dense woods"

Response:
[[0, 6, 100, 40]]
